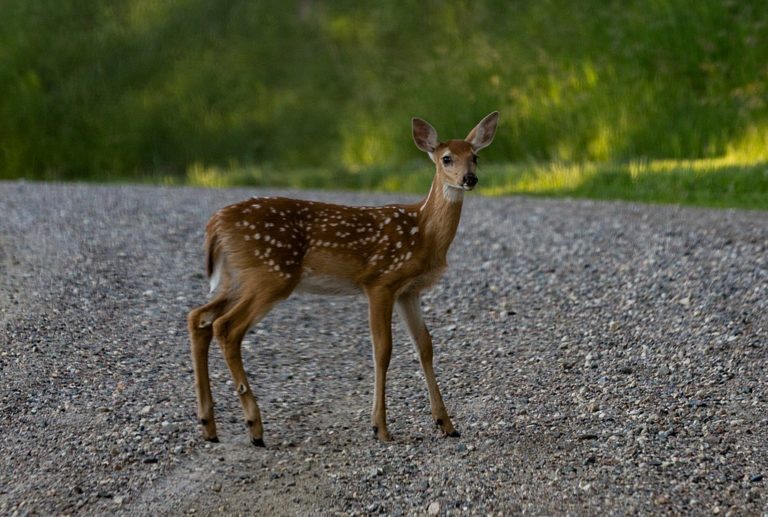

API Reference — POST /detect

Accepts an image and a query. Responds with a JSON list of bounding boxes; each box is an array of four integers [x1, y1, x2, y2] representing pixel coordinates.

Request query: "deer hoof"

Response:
[[447, 430, 461, 438], [251, 437, 265, 448], [372, 426, 392, 442], [204, 436, 220, 443]]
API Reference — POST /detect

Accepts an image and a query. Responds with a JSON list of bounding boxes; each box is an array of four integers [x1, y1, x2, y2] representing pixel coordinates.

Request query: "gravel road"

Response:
[[1, 181, 767, 515]]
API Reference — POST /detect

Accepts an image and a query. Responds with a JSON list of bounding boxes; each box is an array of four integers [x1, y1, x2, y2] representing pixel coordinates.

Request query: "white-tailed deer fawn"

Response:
[[188, 112, 499, 445]]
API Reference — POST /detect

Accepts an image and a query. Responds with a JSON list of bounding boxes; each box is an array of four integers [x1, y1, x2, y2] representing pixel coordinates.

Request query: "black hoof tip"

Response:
[[447, 430, 461, 438], [205, 436, 219, 443], [252, 437, 265, 448]]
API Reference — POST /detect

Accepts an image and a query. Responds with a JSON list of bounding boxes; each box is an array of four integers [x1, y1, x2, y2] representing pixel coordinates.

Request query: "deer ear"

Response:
[[412, 117, 439, 154], [465, 111, 499, 152]]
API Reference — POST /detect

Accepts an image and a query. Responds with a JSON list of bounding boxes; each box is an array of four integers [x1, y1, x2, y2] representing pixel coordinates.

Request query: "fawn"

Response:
[[188, 112, 499, 445]]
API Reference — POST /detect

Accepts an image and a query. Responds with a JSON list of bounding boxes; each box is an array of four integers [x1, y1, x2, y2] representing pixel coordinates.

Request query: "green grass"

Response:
[[2, 0, 768, 182], [175, 158, 768, 211], [485, 160, 768, 210], [1, 1, 768, 209]]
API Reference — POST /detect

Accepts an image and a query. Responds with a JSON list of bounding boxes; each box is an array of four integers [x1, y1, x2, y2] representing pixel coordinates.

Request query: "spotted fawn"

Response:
[[188, 112, 499, 445]]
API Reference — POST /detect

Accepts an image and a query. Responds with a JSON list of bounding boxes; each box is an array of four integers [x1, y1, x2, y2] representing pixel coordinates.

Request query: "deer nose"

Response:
[[463, 173, 478, 188]]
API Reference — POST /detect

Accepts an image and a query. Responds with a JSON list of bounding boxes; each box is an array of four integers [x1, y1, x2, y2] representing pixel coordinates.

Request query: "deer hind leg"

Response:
[[395, 293, 459, 437], [212, 277, 294, 447], [188, 293, 230, 442], [366, 287, 395, 442]]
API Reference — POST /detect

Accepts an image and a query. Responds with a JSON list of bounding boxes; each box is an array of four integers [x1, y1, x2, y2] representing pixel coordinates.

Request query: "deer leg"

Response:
[[395, 294, 459, 437], [366, 287, 395, 442], [188, 294, 229, 442], [213, 281, 290, 447]]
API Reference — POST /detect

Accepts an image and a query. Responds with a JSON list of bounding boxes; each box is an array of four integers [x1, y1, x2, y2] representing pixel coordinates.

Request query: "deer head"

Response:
[[412, 111, 499, 193]]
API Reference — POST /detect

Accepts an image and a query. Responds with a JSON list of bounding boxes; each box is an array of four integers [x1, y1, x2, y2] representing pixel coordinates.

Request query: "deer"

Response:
[[187, 111, 499, 445]]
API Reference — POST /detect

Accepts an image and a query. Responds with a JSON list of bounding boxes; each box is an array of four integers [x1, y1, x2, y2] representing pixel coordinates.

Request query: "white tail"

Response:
[[188, 111, 500, 444]]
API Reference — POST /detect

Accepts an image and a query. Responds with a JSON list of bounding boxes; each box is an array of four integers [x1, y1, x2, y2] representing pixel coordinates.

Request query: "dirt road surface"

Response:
[[1, 182, 766, 515]]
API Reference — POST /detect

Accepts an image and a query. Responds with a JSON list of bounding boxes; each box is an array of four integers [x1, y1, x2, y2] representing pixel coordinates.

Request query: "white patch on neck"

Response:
[[441, 182, 465, 203]]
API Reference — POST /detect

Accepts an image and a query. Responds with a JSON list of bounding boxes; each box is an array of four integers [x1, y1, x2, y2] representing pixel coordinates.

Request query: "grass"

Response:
[[481, 159, 768, 210], [2, 0, 768, 182], [175, 158, 768, 211], [2, 0, 767, 210]]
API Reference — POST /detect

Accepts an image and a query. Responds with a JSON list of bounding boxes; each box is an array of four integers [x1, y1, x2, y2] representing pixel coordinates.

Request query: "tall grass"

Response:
[[1, 0, 767, 203]]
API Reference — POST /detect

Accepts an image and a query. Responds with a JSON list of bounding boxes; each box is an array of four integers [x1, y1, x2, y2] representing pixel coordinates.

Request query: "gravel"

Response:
[[1, 181, 767, 515]]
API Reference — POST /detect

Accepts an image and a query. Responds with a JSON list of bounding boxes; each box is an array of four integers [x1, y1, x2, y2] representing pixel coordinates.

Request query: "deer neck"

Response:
[[417, 173, 465, 262]]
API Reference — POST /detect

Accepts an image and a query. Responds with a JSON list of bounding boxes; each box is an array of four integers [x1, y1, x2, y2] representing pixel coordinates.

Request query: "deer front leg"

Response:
[[395, 294, 459, 437], [366, 287, 395, 442]]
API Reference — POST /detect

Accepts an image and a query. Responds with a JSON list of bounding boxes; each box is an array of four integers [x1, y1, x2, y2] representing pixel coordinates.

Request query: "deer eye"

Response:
[[472, 155, 478, 164], [441, 155, 452, 165]]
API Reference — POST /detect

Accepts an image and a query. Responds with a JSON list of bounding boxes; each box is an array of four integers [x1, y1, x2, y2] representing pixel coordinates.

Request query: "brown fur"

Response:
[[188, 112, 499, 444]]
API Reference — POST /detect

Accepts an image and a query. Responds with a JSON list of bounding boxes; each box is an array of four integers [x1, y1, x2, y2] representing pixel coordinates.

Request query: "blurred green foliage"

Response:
[[1, 0, 767, 198]]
